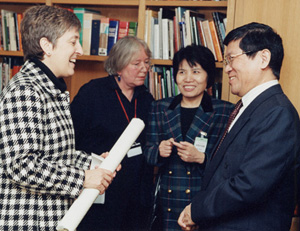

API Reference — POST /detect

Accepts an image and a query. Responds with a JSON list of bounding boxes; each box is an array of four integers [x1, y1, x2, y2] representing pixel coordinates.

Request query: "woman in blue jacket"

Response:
[[144, 45, 234, 231]]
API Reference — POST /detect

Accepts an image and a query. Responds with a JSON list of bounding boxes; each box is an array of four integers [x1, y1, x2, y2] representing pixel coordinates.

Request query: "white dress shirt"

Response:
[[228, 80, 279, 132]]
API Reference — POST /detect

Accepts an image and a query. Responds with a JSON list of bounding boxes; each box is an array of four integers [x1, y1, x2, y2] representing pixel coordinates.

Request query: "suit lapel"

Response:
[[202, 85, 284, 189], [163, 99, 183, 141], [184, 106, 214, 144]]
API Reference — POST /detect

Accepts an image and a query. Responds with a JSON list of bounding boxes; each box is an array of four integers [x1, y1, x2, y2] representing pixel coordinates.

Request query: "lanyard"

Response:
[[115, 90, 137, 123]]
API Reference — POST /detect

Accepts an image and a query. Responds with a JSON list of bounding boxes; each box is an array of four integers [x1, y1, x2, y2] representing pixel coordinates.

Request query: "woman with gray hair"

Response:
[[71, 36, 154, 230]]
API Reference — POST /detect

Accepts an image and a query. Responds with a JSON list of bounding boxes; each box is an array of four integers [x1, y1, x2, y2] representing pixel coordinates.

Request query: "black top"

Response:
[[181, 107, 198, 141], [70, 75, 154, 229]]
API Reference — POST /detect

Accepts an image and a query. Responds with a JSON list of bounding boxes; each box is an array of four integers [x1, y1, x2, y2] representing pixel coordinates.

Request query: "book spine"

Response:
[[107, 20, 119, 55], [90, 19, 100, 55]]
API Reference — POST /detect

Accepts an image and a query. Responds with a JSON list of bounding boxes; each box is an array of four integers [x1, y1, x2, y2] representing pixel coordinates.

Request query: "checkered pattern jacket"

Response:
[[144, 93, 234, 230], [0, 60, 91, 230]]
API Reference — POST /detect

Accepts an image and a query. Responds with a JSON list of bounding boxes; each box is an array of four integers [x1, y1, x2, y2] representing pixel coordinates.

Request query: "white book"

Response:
[[8, 12, 17, 51], [166, 69, 172, 97], [82, 13, 103, 55], [153, 24, 160, 59], [144, 10, 149, 43], [184, 10, 192, 46], [168, 20, 174, 60], [162, 18, 169, 60], [158, 8, 163, 59]]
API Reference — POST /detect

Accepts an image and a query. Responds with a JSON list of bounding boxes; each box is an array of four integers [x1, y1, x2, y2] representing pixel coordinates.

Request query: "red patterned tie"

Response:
[[211, 99, 243, 159]]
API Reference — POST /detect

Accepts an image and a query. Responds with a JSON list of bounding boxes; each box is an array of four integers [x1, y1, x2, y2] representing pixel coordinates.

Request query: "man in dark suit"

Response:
[[178, 22, 300, 231]]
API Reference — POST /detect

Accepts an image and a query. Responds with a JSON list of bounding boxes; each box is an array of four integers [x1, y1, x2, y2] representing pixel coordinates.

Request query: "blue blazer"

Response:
[[145, 92, 234, 230], [191, 85, 300, 231]]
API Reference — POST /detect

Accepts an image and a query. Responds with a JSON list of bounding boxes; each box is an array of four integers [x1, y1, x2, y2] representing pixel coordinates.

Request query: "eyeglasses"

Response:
[[223, 51, 254, 66]]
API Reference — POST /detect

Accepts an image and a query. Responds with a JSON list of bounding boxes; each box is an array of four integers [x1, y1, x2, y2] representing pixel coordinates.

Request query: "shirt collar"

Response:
[[241, 80, 279, 108]]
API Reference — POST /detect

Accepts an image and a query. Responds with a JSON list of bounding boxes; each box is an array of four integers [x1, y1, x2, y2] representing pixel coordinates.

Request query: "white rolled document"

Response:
[[56, 118, 145, 231]]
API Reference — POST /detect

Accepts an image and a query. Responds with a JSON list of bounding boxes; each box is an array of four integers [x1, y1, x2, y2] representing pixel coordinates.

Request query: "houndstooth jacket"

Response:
[[0, 59, 91, 230]]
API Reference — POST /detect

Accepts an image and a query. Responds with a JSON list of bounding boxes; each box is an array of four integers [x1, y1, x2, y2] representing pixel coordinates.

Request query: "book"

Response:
[[8, 11, 17, 51], [118, 21, 129, 40], [144, 10, 148, 42], [183, 9, 192, 46], [146, 9, 158, 54], [90, 19, 100, 55], [201, 19, 217, 60], [15, 13, 23, 51], [153, 24, 160, 59], [0, 13, 2, 51], [1, 9, 12, 51], [209, 20, 223, 62], [162, 18, 169, 60], [173, 15, 180, 52], [212, 12, 226, 53], [99, 17, 109, 56], [168, 20, 174, 59], [128, 22, 138, 37], [158, 8, 163, 59], [197, 19, 207, 47], [82, 12, 104, 55], [107, 20, 119, 55], [73, 8, 101, 46]]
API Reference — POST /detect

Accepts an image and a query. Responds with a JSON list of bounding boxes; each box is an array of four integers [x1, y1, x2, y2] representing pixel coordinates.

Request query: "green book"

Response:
[[128, 21, 138, 37]]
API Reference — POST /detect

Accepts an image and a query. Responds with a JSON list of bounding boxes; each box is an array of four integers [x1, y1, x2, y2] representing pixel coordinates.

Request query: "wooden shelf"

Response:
[[145, 0, 227, 7], [51, 0, 139, 6], [0, 0, 45, 3], [0, 51, 23, 57], [151, 59, 223, 69]]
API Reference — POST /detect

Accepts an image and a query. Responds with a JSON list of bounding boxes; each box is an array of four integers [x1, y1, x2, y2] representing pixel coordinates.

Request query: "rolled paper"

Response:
[[56, 118, 145, 231]]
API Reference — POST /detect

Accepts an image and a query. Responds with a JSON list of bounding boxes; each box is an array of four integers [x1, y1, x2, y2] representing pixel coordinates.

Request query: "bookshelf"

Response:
[[0, 0, 234, 101]]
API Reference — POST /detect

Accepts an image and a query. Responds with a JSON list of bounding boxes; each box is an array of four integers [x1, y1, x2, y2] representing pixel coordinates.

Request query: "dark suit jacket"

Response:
[[191, 84, 300, 231]]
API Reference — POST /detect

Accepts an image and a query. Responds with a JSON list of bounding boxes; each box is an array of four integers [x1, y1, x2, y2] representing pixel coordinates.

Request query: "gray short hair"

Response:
[[104, 36, 152, 75]]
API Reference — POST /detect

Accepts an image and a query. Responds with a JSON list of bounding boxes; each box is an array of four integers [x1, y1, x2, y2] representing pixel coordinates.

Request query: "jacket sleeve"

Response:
[[144, 101, 167, 166], [0, 85, 86, 198]]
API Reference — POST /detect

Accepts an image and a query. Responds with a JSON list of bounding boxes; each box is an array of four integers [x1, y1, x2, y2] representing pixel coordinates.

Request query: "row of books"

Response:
[[145, 65, 222, 100], [145, 66, 180, 100], [73, 8, 138, 56], [0, 9, 23, 51], [0, 57, 23, 93], [0, 7, 139, 56], [144, 7, 226, 62]]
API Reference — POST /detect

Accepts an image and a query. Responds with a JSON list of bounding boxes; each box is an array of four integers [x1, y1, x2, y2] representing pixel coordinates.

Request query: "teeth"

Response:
[[70, 59, 76, 63], [184, 86, 195, 89]]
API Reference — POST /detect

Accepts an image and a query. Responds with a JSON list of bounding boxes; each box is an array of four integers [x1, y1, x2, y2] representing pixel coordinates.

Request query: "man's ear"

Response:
[[40, 37, 53, 56], [260, 49, 271, 69]]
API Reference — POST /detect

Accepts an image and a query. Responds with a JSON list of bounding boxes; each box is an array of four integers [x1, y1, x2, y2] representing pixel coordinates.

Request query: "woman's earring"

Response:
[[118, 75, 121, 82]]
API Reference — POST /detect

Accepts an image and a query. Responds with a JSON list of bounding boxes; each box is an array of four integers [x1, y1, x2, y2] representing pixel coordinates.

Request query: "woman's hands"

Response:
[[159, 138, 175, 158], [83, 152, 121, 194], [159, 139, 205, 164], [173, 141, 205, 164]]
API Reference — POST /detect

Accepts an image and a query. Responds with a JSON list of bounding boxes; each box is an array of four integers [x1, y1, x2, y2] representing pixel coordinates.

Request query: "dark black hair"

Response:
[[223, 22, 283, 80], [172, 45, 216, 88]]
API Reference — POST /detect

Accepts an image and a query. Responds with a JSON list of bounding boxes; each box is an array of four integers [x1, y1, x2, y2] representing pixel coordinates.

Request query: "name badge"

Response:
[[127, 142, 142, 158], [194, 131, 208, 153]]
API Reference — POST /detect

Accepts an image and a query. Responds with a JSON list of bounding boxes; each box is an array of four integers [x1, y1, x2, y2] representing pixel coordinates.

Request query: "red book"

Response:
[[118, 21, 129, 40]]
